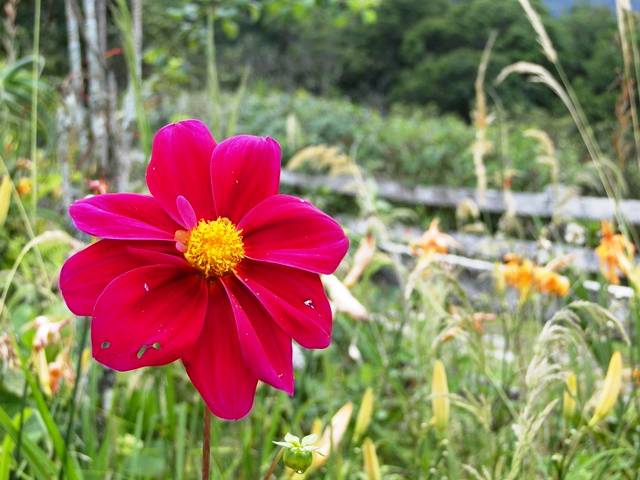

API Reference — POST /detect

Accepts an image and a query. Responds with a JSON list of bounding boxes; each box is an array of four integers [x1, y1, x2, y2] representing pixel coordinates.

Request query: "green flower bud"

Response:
[[284, 447, 313, 474], [273, 432, 321, 475]]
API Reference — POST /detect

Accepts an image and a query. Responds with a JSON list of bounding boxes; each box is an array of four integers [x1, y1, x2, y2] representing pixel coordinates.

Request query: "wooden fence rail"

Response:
[[344, 217, 604, 273], [343, 218, 634, 300], [283, 170, 639, 295], [281, 171, 640, 224]]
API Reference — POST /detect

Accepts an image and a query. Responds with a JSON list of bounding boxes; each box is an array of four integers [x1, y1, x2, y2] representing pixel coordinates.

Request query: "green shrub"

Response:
[[170, 88, 586, 193]]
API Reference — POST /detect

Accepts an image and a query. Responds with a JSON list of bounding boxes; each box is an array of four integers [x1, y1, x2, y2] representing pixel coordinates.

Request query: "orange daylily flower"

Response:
[[410, 219, 456, 258], [499, 254, 570, 299], [87, 179, 109, 195], [501, 254, 536, 299], [595, 221, 635, 284], [0, 333, 17, 371], [535, 267, 570, 297], [471, 312, 496, 333], [48, 350, 75, 394], [17, 177, 32, 196], [32, 316, 70, 351]]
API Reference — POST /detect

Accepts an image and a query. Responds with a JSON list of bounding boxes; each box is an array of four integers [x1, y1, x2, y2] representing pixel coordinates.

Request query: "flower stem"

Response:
[[262, 448, 284, 480], [202, 406, 211, 480]]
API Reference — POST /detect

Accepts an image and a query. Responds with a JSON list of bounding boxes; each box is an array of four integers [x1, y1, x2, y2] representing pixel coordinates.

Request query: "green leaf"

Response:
[[0, 409, 30, 480], [20, 352, 84, 479]]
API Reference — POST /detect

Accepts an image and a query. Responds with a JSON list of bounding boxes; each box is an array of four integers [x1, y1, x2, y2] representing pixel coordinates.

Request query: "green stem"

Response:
[[557, 427, 586, 479]]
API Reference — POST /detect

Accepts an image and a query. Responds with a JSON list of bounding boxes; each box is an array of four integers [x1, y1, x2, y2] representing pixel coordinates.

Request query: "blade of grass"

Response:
[[81, 364, 98, 461], [0, 405, 55, 479], [13, 371, 28, 470], [14, 336, 84, 480], [174, 403, 187, 480], [0, 409, 31, 480], [58, 316, 90, 480], [90, 393, 120, 477]]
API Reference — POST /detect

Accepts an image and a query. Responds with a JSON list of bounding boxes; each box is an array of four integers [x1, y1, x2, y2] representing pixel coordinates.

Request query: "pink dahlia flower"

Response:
[[59, 120, 349, 420]]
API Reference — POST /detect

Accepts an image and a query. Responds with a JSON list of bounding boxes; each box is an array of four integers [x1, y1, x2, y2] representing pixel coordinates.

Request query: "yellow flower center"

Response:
[[177, 218, 244, 278]]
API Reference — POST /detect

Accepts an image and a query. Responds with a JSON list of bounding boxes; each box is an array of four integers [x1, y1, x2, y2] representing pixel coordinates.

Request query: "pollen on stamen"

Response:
[[178, 217, 245, 278]]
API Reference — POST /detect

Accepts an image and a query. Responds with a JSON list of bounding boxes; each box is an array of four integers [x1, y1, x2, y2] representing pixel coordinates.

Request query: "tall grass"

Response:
[[471, 30, 497, 207], [29, 0, 40, 220]]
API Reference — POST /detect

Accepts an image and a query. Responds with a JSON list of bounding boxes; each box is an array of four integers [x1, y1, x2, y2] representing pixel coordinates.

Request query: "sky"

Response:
[[545, 0, 640, 15]]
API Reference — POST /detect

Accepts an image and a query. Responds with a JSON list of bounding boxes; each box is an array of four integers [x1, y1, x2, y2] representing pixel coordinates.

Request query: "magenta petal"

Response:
[[236, 260, 332, 349], [239, 194, 349, 274], [182, 282, 258, 420], [91, 265, 207, 371], [147, 120, 217, 223], [69, 193, 179, 241], [221, 276, 294, 394], [59, 240, 183, 316], [176, 195, 197, 229], [124, 245, 189, 268], [211, 135, 281, 223]]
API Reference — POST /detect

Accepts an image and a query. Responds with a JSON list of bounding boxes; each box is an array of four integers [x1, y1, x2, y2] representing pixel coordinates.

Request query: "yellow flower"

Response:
[[362, 438, 382, 480], [595, 221, 635, 284], [589, 351, 623, 427], [410, 219, 456, 258], [354, 387, 374, 441], [431, 360, 450, 433], [563, 372, 577, 423], [0, 175, 11, 226]]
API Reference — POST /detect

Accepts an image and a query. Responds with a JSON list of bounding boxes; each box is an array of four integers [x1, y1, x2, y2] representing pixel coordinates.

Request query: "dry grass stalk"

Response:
[[616, 0, 640, 171], [510, 0, 630, 233], [524, 129, 559, 185], [471, 31, 497, 207], [2, 0, 18, 63], [615, 0, 640, 169], [517, 0, 557, 63]]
